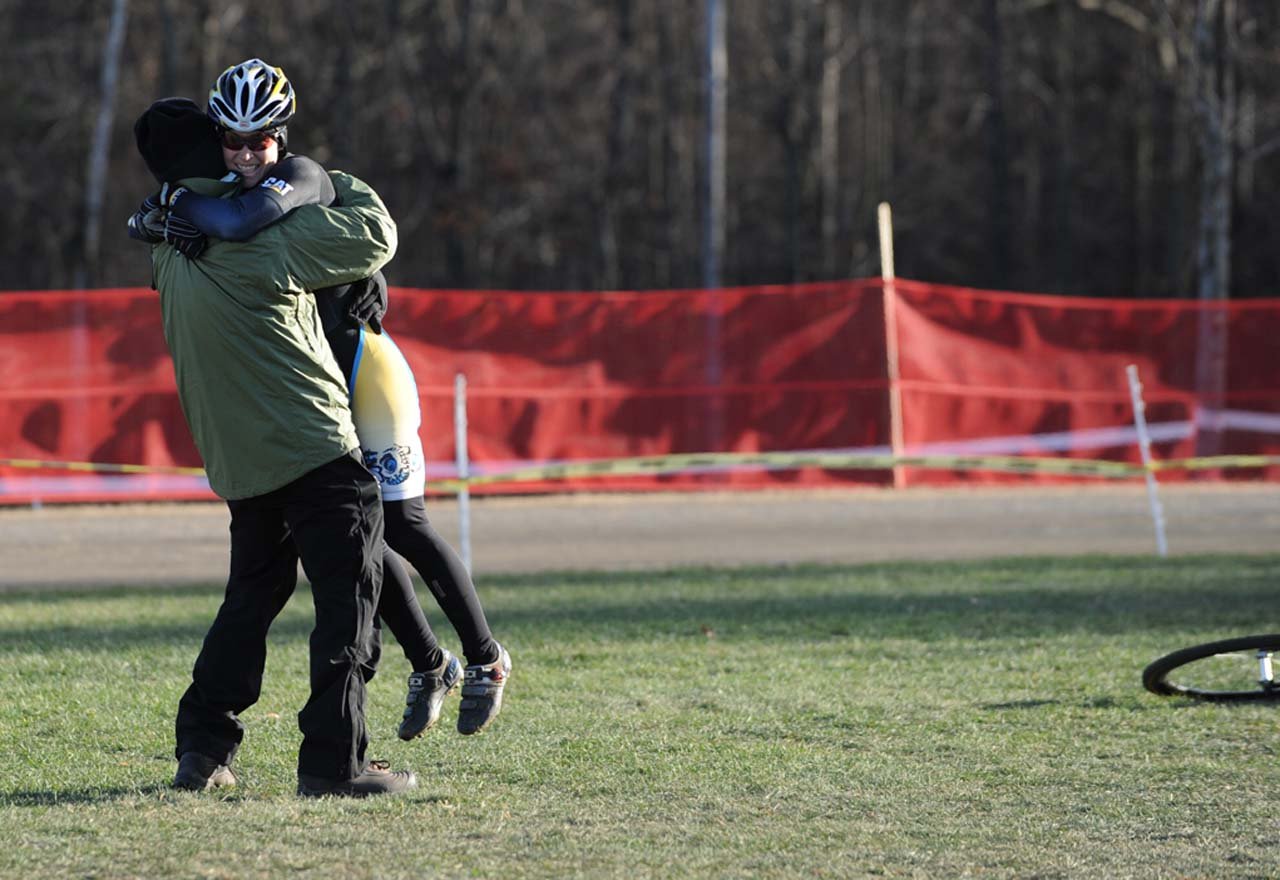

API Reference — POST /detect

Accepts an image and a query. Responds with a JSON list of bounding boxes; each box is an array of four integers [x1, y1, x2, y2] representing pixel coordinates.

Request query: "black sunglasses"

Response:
[[219, 129, 278, 151]]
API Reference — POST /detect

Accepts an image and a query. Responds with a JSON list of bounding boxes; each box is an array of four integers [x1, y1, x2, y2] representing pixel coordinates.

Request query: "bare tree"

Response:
[[819, 0, 842, 279], [4, 0, 1280, 297], [1185, 0, 1236, 457], [599, 0, 635, 290], [76, 0, 129, 289], [1188, 0, 1236, 304], [703, 0, 727, 289], [981, 0, 1010, 288]]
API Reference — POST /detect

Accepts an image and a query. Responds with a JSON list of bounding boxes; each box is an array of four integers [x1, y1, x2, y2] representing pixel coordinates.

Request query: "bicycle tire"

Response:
[[1143, 634, 1280, 702]]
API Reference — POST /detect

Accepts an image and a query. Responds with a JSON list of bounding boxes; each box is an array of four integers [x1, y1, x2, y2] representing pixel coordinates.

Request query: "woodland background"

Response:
[[3, 0, 1279, 299]]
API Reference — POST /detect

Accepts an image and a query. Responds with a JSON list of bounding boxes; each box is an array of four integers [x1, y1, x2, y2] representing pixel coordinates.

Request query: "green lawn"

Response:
[[2, 555, 1278, 879]]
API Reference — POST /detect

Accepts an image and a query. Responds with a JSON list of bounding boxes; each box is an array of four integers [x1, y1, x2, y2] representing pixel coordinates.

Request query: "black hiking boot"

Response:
[[173, 752, 237, 791], [296, 760, 417, 798]]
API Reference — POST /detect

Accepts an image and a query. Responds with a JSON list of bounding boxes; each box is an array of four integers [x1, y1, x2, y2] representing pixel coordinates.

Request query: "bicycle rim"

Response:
[[1143, 634, 1280, 702]]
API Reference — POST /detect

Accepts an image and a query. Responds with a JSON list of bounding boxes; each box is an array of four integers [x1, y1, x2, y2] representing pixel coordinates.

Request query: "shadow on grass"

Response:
[[1, 555, 1277, 652], [980, 699, 1061, 710], [1, 784, 176, 807]]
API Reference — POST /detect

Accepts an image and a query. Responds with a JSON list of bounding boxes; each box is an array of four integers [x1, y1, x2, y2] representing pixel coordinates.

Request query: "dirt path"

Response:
[[1, 483, 1276, 591]]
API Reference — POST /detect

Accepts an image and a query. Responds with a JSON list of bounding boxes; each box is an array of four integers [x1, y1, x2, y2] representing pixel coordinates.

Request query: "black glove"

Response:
[[126, 193, 165, 244], [348, 271, 388, 334], [159, 182, 190, 209], [163, 213, 208, 260]]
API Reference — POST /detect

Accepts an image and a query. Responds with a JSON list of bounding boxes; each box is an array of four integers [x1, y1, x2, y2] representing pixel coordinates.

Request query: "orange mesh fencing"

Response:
[[893, 281, 1280, 484], [1, 280, 1277, 504]]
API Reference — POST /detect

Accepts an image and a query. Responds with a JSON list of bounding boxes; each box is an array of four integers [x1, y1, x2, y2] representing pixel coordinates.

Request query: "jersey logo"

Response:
[[260, 177, 294, 196], [363, 444, 421, 487]]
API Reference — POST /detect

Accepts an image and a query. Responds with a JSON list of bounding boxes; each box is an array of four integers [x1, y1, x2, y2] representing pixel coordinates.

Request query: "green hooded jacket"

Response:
[[152, 171, 397, 499]]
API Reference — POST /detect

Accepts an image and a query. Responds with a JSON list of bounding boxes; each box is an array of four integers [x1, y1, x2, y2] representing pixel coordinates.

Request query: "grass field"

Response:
[[2, 555, 1279, 879]]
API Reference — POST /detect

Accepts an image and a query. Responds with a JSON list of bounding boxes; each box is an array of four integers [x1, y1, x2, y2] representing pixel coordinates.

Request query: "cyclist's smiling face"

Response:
[[221, 133, 280, 188]]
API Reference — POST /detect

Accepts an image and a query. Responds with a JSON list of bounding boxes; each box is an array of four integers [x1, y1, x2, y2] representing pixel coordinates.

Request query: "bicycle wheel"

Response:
[[1143, 634, 1280, 702]]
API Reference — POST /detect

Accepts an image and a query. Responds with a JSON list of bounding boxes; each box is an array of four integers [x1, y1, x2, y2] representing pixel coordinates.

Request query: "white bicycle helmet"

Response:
[[207, 58, 296, 133]]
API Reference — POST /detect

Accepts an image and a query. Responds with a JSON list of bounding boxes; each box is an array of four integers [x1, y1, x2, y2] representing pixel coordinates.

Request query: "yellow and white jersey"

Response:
[[348, 327, 425, 501]]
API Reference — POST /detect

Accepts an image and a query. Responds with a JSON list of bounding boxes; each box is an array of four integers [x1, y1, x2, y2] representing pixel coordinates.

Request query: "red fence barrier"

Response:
[[1, 280, 1278, 504], [893, 281, 1280, 482]]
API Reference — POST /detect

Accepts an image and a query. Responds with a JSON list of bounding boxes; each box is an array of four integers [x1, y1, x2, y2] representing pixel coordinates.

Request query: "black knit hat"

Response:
[[133, 97, 226, 184]]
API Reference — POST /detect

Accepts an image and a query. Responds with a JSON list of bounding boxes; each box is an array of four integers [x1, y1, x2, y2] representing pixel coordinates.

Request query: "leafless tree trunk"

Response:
[[1189, 0, 1236, 458], [1050, 0, 1077, 292], [776, 2, 811, 283], [76, 0, 129, 289], [654, 9, 699, 288], [601, 0, 635, 290], [703, 0, 727, 290], [982, 0, 1010, 288], [1167, 28, 1195, 296], [859, 3, 886, 197], [1234, 5, 1258, 198], [655, 13, 679, 288], [1192, 0, 1235, 303], [819, 0, 841, 279], [1130, 34, 1158, 297]]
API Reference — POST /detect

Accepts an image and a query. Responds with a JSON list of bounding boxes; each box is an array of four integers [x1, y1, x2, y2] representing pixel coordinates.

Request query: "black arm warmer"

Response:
[[168, 155, 336, 241]]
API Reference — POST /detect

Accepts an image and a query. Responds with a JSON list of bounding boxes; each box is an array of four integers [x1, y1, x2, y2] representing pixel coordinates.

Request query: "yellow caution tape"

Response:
[[3, 451, 1277, 491], [0, 458, 206, 477], [1151, 455, 1280, 472], [431, 451, 1145, 491]]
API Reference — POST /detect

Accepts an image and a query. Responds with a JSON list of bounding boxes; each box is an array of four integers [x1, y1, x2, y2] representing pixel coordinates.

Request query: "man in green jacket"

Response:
[[131, 97, 413, 797]]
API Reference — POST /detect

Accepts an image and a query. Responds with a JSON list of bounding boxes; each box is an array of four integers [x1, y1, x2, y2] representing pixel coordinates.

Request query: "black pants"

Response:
[[378, 496, 499, 670], [174, 452, 384, 781]]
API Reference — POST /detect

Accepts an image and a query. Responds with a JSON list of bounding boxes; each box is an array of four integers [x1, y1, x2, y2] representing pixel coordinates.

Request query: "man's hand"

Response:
[[159, 182, 190, 208], [126, 194, 166, 243], [163, 214, 208, 260], [126, 192, 206, 258], [348, 271, 388, 334]]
